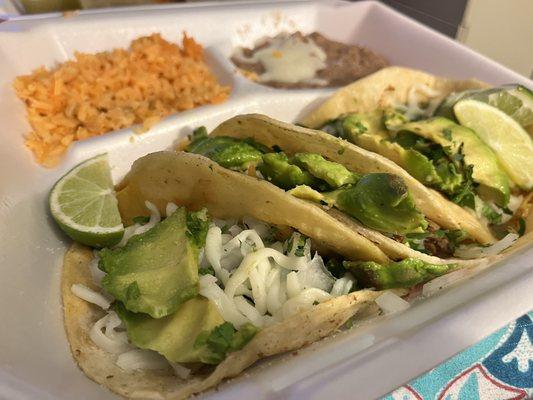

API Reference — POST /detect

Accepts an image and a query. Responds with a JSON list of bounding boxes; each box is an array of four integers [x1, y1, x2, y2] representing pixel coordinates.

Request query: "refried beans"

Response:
[[231, 32, 389, 89]]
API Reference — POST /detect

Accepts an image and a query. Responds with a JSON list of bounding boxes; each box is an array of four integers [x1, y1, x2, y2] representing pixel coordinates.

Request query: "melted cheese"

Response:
[[234, 35, 328, 85]]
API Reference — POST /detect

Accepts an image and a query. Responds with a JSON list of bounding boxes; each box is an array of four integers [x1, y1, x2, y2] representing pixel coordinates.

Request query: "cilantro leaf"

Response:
[[199, 265, 215, 276], [186, 209, 210, 247], [194, 322, 258, 364]]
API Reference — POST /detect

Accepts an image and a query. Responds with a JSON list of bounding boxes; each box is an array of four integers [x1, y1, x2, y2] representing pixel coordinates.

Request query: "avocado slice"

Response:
[[344, 258, 457, 289], [326, 173, 428, 235], [187, 130, 267, 170], [100, 208, 205, 318], [115, 297, 225, 364], [292, 153, 360, 189], [289, 173, 428, 235], [329, 111, 387, 142], [396, 117, 510, 206], [257, 152, 319, 190]]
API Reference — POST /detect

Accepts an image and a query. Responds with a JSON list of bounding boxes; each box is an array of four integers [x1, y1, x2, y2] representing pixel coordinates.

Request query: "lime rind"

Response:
[[49, 154, 124, 247]]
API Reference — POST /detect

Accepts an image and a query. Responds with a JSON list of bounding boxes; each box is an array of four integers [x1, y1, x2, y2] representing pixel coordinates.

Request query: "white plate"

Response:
[[0, 1, 531, 399]]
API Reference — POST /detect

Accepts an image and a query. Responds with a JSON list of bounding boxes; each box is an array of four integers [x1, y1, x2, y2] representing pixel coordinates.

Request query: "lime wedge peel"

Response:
[[454, 99, 533, 190], [49, 154, 124, 247]]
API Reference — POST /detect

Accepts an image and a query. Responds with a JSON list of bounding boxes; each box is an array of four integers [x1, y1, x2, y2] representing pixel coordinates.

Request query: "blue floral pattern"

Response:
[[383, 312, 532, 400]]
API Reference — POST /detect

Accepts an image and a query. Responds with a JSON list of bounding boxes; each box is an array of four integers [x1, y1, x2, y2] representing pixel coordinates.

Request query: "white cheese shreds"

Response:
[[375, 291, 410, 314], [454, 233, 519, 259], [279, 288, 332, 320], [116, 223, 141, 248], [134, 201, 161, 235], [199, 274, 250, 327], [234, 296, 265, 327], [115, 201, 174, 248], [87, 252, 105, 287], [90, 312, 132, 354], [402, 84, 443, 120], [224, 248, 306, 299], [199, 221, 359, 328], [116, 349, 169, 371], [205, 226, 230, 284], [170, 363, 191, 379], [233, 35, 327, 85], [166, 202, 178, 217], [71, 284, 111, 309]]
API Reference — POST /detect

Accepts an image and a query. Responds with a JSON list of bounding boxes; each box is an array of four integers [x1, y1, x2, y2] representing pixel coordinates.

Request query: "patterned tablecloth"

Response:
[[383, 312, 532, 400]]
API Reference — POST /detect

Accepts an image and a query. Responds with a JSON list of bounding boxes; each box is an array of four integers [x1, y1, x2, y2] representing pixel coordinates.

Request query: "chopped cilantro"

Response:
[[285, 234, 308, 256], [199, 265, 215, 276], [481, 203, 502, 225], [194, 322, 258, 364], [186, 209, 210, 247]]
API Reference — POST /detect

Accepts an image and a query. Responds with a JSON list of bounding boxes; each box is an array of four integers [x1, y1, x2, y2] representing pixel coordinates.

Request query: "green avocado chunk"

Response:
[[331, 111, 386, 142], [115, 297, 225, 364], [99, 208, 205, 318], [289, 173, 428, 235], [326, 173, 428, 235], [292, 153, 360, 189], [187, 130, 267, 170], [394, 130, 468, 199], [396, 117, 510, 206], [257, 152, 319, 190], [344, 258, 457, 289]]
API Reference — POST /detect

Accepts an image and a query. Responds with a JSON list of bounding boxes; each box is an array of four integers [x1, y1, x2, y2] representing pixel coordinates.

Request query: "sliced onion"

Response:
[[286, 271, 301, 299], [455, 233, 519, 259], [375, 291, 410, 315], [242, 216, 271, 239], [296, 253, 335, 292], [116, 349, 169, 371], [330, 274, 355, 297]]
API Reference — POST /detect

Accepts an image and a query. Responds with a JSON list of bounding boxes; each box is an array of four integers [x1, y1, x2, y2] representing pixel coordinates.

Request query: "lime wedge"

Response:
[[437, 85, 533, 135], [454, 99, 533, 190], [49, 154, 124, 247], [482, 85, 533, 135]]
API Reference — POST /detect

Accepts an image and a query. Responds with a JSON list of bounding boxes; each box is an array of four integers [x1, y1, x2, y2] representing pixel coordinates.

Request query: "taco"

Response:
[[299, 66, 532, 246], [62, 150, 479, 399], [181, 113, 528, 260]]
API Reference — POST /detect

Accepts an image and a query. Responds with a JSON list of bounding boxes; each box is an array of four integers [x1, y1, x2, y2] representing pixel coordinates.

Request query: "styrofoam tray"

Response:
[[0, 1, 531, 399]]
